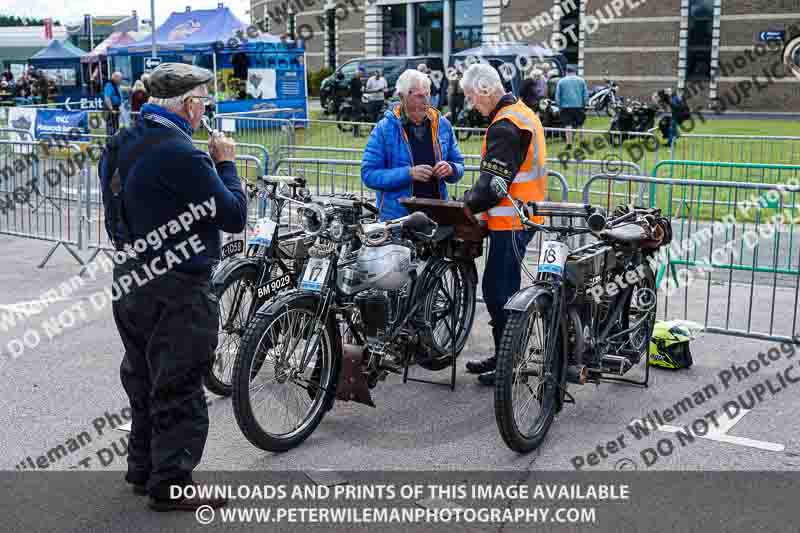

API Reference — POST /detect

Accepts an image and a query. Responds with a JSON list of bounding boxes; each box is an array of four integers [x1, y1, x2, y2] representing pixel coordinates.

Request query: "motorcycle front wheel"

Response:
[[232, 293, 340, 452], [206, 264, 260, 396], [494, 292, 564, 453]]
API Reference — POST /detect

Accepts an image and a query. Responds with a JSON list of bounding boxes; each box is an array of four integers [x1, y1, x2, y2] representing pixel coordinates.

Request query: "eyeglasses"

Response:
[[185, 95, 213, 105]]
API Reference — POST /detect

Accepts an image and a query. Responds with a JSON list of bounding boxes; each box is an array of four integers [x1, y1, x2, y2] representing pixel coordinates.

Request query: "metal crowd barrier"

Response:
[[582, 172, 800, 344], [673, 133, 800, 168], [0, 139, 87, 267], [653, 160, 800, 190]]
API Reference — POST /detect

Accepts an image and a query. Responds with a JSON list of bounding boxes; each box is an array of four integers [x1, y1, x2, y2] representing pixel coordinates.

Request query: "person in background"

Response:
[[518, 68, 546, 111], [349, 67, 365, 137], [459, 62, 548, 386], [130, 77, 150, 126], [35, 71, 49, 105], [2, 67, 13, 83], [418, 63, 441, 109], [540, 62, 553, 80], [554, 65, 588, 150], [365, 69, 388, 121], [447, 70, 465, 122], [656, 88, 689, 147], [104, 71, 123, 136]]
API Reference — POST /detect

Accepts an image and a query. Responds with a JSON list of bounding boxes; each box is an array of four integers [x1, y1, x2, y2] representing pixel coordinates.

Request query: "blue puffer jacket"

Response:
[[361, 105, 465, 221]]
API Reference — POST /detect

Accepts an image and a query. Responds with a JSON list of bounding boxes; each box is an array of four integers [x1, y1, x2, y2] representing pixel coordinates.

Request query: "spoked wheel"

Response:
[[206, 266, 259, 396], [417, 260, 477, 371], [495, 294, 564, 453], [232, 296, 339, 452], [620, 264, 657, 362]]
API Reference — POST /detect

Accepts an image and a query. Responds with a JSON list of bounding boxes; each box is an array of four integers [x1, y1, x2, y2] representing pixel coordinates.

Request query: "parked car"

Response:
[[319, 56, 446, 115]]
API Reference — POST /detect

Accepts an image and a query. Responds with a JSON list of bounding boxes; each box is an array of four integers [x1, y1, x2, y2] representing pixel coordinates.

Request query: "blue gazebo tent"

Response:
[[29, 40, 87, 98], [108, 4, 307, 121]]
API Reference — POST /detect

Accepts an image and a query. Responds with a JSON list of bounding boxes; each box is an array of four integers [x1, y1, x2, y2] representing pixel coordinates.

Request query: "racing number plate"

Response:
[[300, 258, 330, 293], [256, 273, 292, 300], [249, 218, 278, 246], [538, 241, 569, 277], [221, 239, 244, 259]]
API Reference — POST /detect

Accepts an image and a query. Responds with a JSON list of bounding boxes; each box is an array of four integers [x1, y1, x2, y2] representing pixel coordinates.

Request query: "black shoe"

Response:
[[465, 356, 496, 375], [477, 370, 496, 386], [148, 491, 228, 512]]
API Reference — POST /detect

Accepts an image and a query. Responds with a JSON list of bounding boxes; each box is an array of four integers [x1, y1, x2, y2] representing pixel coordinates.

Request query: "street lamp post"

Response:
[[150, 0, 157, 58]]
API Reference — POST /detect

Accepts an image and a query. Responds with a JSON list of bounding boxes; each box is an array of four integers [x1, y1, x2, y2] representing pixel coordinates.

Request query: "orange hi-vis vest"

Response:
[[481, 100, 547, 230]]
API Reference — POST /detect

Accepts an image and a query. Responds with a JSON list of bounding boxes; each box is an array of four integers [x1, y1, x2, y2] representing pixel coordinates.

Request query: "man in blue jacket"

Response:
[[99, 63, 247, 512], [361, 69, 465, 221], [104, 71, 123, 136]]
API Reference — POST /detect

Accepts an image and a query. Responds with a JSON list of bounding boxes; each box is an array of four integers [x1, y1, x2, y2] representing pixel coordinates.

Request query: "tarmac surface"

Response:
[[2, 233, 800, 478]]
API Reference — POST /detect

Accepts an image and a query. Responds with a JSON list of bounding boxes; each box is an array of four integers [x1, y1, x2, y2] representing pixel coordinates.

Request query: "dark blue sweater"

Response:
[[100, 104, 248, 276]]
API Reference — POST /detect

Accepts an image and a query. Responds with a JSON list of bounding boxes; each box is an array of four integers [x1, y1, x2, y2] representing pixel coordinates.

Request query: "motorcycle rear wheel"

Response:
[[416, 260, 477, 371]]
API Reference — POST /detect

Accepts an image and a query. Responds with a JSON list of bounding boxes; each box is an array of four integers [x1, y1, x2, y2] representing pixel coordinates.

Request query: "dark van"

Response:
[[320, 56, 446, 114]]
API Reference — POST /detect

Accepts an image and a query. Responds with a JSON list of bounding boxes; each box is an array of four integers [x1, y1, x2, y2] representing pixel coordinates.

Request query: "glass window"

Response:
[[415, 2, 444, 56], [560, 0, 580, 67], [687, 0, 713, 80], [453, 0, 482, 52], [382, 5, 407, 56], [339, 61, 359, 78]]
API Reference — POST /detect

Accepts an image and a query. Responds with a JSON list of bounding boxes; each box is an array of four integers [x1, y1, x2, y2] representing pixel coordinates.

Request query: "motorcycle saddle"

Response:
[[600, 224, 649, 246]]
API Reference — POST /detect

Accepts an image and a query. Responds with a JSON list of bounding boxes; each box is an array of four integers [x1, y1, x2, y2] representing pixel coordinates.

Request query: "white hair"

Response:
[[396, 69, 431, 97], [148, 84, 207, 113], [460, 63, 504, 96]]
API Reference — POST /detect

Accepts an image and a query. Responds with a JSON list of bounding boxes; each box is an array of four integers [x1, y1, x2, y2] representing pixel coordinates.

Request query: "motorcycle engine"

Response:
[[354, 290, 390, 342]]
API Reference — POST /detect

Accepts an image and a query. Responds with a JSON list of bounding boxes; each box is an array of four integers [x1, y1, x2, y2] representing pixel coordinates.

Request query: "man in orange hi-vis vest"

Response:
[[460, 63, 548, 386]]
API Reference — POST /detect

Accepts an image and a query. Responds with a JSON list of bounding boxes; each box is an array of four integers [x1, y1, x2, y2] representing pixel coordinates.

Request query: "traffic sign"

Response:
[[758, 31, 785, 42], [144, 57, 162, 70]]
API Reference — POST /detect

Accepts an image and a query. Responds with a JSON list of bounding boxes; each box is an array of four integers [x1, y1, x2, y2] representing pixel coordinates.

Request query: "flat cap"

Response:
[[144, 63, 213, 98]]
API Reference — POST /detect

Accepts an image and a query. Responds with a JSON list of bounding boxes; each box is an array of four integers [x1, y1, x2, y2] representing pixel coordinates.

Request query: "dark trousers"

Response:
[[112, 258, 218, 499], [482, 230, 535, 353], [351, 99, 363, 136], [106, 107, 120, 136]]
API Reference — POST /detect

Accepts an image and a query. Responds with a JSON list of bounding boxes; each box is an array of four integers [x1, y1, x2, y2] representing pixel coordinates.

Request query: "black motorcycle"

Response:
[[206, 175, 314, 396], [608, 100, 658, 146], [336, 92, 392, 133], [231, 195, 479, 451], [489, 185, 671, 453], [453, 102, 490, 141]]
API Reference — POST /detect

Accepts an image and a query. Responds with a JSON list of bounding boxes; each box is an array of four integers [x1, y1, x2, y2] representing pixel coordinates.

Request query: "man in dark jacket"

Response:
[[350, 68, 365, 136], [99, 63, 248, 512], [460, 63, 548, 386]]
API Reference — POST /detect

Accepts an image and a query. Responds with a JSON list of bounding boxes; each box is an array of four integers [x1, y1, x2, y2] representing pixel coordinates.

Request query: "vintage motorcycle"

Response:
[[207, 175, 314, 396], [490, 179, 671, 452], [231, 195, 479, 451], [608, 100, 658, 146]]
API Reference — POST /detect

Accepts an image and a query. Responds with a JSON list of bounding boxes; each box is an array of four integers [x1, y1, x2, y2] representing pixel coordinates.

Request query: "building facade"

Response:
[[249, 0, 800, 112]]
